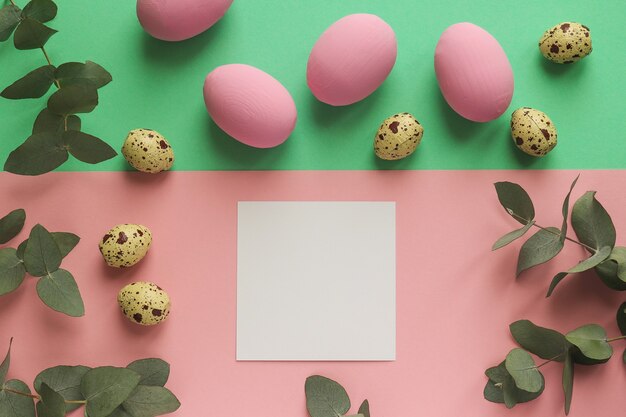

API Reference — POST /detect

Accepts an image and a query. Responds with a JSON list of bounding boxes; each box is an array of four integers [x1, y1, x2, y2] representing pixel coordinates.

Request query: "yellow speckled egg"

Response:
[[99, 224, 152, 268], [374, 113, 424, 160], [510, 107, 557, 157], [539, 22, 592, 64], [122, 129, 174, 173], [118, 281, 170, 326]]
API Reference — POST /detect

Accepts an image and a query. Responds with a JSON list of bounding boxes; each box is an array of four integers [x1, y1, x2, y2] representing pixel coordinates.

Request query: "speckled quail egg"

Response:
[[99, 224, 152, 268], [118, 281, 170, 326], [122, 129, 174, 173], [510, 107, 557, 157], [374, 113, 424, 160], [539, 22, 592, 64]]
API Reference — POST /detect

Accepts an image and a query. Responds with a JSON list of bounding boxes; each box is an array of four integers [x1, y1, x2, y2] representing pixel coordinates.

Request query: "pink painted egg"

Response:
[[434, 22, 514, 122], [203, 64, 297, 148], [307, 14, 397, 106], [137, 0, 233, 41]]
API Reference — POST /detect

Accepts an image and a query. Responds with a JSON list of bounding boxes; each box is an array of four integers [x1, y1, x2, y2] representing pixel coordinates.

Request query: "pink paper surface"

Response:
[[1, 170, 625, 417]]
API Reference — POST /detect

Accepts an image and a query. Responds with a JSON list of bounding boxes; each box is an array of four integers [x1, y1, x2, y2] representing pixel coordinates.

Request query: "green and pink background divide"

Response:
[[1, 1, 626, 417]]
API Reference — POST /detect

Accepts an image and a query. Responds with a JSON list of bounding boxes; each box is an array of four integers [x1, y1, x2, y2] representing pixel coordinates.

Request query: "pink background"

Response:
[[1, 170, 625, 416]]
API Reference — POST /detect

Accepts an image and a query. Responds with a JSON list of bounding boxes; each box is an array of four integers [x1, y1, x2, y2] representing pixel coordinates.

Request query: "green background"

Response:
[[1, 0, 625, 171]]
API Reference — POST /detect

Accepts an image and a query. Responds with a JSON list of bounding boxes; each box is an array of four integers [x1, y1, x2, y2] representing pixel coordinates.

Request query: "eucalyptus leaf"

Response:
[[510, 320, 569, 361], [81, 367, 141, 417], [357, 400, 370, 417], [0, 208, 26, 244], [4, 132, 68, 175], [547, 246, 613, 297], [63, 131, 117, 164], [22, 0, 57, 23], [0, 338, 11, 385], [571, 191, 616, 252], [560, 175, 579, 243], [55, 61, 112, 89], [0, 379, 36, 417], [0, 4, 21, 41], [126, 359, 169, 387], [484, 362, 543, 409], [562, 350, 574, 415], [122, 385, 180, 417], [33, 109, 81, 134], [36, 269, 84, 317], [494, 182, 535, 224], [623, 348, 626, 364], [565, 324, 612, 362], [616, 302, 626, 336], [23, 224, 61, 277], [517, 227, 564, 276], [1, 65, 55, 99], [305, 375, 351, 417], [34, 365, 91, 412], [0, 248, 26, 296], [106, 407, 133, 417], [483, 380, 505, 404], [595, 247, 626, 290], [13, 17, 57, 50], [505, 348, 543, 393], [492, 221, 535, 250], [47, 84, 98, 115], [16, 239, 27, 260], [18, 232, 79, 261], [38, 382, 67, 417]]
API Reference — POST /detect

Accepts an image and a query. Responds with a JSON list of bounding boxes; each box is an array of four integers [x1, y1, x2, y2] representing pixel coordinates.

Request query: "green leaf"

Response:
[[510, 320, 569, 361], [51, 232, 80, 258], [0, 208, 26, 244], [0, 248, 26, 296], [565, 324, 612, 362], [571, 191, 616, 252], [562, 350, 574, 415], [13, 17, 56, 49], [505, 348, 543, 393], [0, 338, 12, 385], [357, 400, 369, 417], [4, 132, 68, 175], [81, 367, 141, 417], [617, 302, 626, 336], [547, 246, 613, 297], [516, 227, 564, 276], [55, 61, 112, 89], [483, 379, 505, 404], [106, 407, 133, 417], [484, 362, 544, 408], [0, 379, 36, 417], [47, 84, 98, 115], [595, 247, 626, 290], [36, 269, 84, 317], [63, 131, 117, 164], [122, 385, 180, 417], [22, 0, 57, 22], [33, 109, 81, 134], [0, 5, 21, 41], [38, 382, 67, 417], [126, 359, 169, 387], [305, 375, 351, 417], [492, 221, 535, 250], [23, 224, 61, 277], [1, 65, 55, 99], [494, 182, 535, 224], [34, 365, 91, 412], [559, 175, 579, 243]]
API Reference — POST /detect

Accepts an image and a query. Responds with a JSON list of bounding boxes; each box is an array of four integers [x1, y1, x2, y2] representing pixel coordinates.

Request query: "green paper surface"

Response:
[[1, 0, 624, 171]]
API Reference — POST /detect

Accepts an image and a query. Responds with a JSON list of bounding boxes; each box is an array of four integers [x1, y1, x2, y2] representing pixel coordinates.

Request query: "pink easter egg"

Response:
[[137, 0, 233, 41], [203, 64, 297, 149], [434, 22, 514, 122], [307, 14, 397, 106]]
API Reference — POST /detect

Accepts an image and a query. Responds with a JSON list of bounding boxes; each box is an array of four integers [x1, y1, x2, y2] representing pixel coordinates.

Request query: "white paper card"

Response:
[[237, 201, 396, 361]]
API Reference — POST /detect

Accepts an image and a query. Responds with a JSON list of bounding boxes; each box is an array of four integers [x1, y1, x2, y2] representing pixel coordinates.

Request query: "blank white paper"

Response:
[[237, 201, 396, 361]]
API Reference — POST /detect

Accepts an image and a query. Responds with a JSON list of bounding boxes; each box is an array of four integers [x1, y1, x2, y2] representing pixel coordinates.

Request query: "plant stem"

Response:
[[535, 352, 565, 368], [2, 387, 87, 404], [40, 46, 61, 88], [509, 212, 597, 253], [607, 335, 626, 343], [8, 0, 16, 6]]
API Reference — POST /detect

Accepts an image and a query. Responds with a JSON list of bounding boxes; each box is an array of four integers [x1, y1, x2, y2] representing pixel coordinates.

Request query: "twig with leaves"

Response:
[[484, 308, 626, 415], [305, 376, 370, 417], [0, 0, 117, 175], [0, 339, 180, 417], [493, 175, 625, 296], [0, 208, 84, 316]]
